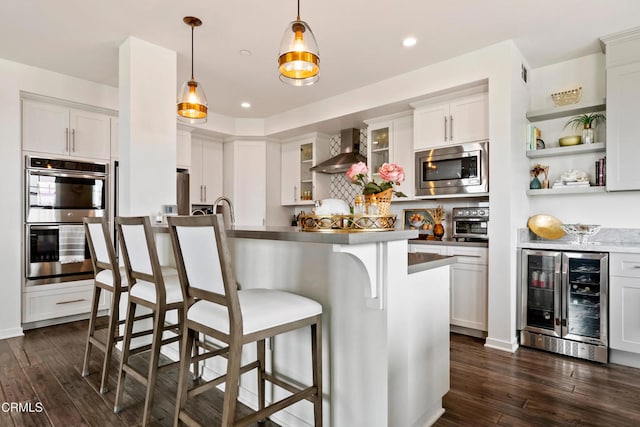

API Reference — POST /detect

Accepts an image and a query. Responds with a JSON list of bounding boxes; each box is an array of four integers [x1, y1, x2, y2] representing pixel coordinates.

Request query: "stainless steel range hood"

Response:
[[310, 128, 366, 174]]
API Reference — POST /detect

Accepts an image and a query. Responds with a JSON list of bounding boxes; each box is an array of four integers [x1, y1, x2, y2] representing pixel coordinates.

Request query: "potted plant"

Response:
[[564, 113, 606, 145]]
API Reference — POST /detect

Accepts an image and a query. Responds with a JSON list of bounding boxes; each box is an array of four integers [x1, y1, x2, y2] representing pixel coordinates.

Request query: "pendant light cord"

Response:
[[297, 0, 300, 20], [190, 24, 195, 81]]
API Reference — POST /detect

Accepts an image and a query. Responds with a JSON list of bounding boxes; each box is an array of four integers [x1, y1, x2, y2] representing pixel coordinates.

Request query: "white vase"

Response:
[[582, 127, 594, 144]]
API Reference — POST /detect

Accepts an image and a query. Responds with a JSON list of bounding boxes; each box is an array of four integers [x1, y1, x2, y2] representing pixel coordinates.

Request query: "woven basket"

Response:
[[365, 188, 393, 216]]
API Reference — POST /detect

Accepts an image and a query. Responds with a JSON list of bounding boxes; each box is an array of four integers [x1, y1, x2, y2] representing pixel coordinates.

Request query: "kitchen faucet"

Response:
[[213, 196, 235, 225]]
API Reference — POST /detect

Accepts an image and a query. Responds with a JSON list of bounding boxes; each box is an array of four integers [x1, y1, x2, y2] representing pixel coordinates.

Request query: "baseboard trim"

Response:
[[484, 335, 519, 353], [0, 327, 24, 339]]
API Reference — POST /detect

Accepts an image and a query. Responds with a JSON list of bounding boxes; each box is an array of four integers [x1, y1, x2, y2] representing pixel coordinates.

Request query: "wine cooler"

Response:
[[518, 249, 608, 363]]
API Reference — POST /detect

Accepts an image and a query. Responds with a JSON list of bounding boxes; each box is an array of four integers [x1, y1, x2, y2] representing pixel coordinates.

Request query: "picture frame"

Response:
[[402, 209, 435, 234]]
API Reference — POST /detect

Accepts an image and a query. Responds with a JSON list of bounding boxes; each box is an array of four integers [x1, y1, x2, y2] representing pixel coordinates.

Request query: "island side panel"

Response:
[[228, 237, 390, 427]]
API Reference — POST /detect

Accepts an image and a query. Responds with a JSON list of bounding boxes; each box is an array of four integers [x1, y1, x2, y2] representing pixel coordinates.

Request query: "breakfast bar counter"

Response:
[[217, 226, 451, 427]]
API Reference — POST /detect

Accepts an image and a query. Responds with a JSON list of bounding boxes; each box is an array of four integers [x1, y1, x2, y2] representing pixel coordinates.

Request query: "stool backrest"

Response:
[[168, 215, 241, 330], [116, 216, 166, 302], [84, 216, 122, 289]]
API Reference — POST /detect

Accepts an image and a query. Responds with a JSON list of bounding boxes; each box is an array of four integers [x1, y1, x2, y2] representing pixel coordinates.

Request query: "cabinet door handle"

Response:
[[449, 115, 453, 141], [204, 185, 207, 202], [56, 298, 86, 305], [443, 116, 448, 141], [72, 128, 76, 151], [200, 185, 204, 203], [66, 128, 70, 151], [294, 185, 298, 202]]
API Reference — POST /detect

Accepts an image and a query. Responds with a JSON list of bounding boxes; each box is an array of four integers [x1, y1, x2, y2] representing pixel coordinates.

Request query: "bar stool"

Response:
[[168, 214, 323, 427], [114, 216, 185, 426], [82, 216, 130, 394]]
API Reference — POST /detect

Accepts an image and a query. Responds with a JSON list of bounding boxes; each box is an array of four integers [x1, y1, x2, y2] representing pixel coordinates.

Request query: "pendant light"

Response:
[[177, 16, 207, 123], [278, 0, 320, 86]]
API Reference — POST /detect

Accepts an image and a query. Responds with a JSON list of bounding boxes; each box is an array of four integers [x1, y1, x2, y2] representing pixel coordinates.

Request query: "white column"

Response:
[[118, 37, 177, 217]]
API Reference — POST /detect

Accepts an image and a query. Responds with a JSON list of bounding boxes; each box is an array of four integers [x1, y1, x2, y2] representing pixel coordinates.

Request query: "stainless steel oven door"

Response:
[[26, 224, 93, 285], [26, 169, 107, 223], [415, 141, 488, 196]]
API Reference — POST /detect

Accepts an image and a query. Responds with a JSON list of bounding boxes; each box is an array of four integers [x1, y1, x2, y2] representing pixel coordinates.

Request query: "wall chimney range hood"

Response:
[[310, 128, 366, 174]]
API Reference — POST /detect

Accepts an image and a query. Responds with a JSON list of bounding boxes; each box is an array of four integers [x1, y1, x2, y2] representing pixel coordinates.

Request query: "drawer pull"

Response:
[[452, 254, 482, 258], [56, 298, 86, 305]]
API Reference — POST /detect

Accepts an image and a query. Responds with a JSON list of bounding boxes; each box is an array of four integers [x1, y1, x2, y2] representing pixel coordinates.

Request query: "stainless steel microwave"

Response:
[[415, 141, 488, 197]]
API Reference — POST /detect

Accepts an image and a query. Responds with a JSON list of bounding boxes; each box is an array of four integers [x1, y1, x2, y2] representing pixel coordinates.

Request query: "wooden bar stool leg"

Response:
[[99, 290, 120, 394], [257, 339, 266, 415], [221, 341, 243, 427], [141, 308, 166, 426], [312, 322, 322, 427], [174, 328, 195, 427], [114, 300, 137, 414], [82, 286, 102, 377]]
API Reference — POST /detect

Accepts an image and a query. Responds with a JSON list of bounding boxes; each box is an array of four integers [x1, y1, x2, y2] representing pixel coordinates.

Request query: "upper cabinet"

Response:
[[191, 136, 223, 205], [23, 99, 111, 160], [176, 129, 192, 169], [365, 112, 414, 199], [280, 133, 330, 206], [412, 91, 488, 150], [602, 28, 640, 191]]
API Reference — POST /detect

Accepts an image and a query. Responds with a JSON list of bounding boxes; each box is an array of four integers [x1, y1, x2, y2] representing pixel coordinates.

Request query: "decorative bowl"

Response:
[[409, 214, 425, 228], [559, 135, 582, 146], [560, 224, 601, 245]]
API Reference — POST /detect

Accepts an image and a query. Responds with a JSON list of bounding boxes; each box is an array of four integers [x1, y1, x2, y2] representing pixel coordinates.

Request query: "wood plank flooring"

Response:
[[2, 320, 640, 426], [435, 334, 640, 427]]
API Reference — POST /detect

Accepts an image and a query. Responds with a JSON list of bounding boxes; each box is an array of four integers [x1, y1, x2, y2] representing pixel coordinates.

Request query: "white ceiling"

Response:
[[1, 1, 639, 119]]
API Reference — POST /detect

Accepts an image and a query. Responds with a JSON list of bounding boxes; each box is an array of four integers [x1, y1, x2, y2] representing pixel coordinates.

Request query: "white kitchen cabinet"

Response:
[[447, 246, 488, 331], [280, 133, 330, 205], [365, 112, 414, 199], [409, 243, 488, 332], [176, 129, 192, 169], [190, 136, 223, 205], [610, 252, 640, 353], [224, 139, 288, 226], [412, 92, 488, 150], [23, 280, 110, 325], [23, 99, 111, 160]]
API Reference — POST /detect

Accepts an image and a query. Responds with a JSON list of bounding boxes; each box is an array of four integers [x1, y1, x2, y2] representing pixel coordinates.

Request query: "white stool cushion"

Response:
[[188, 289, 322, 335], [95, 267, 128, 288], [95, 266, 177, 288], [129, 274, 183, 304]]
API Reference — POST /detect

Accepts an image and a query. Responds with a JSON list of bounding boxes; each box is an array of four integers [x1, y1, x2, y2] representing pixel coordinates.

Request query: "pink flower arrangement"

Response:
[[346, 162, 407, 197]]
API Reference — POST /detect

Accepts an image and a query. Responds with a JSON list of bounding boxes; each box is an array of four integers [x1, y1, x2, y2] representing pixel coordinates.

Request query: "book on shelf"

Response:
[[526, 124, 541, 151], [595, 157, 606, 186]]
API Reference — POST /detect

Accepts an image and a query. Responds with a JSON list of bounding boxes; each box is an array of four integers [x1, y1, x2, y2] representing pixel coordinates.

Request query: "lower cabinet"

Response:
[[23, 280, 110, 325], [410, 244, 488, 333], [610, 252, 640, 353]]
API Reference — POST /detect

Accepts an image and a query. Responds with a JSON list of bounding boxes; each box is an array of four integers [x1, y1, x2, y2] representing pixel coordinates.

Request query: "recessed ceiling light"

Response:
[[239, 49, 252, 56], [241, 102, 251, 108], [402, 37, 417, 47]]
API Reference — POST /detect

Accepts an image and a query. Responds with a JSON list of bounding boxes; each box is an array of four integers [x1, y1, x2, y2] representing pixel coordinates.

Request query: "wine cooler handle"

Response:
[[555, 318, 560, 326], [561, 319, 567, 327]]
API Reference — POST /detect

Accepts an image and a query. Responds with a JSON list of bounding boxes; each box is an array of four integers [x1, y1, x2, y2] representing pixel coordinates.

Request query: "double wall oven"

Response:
[[25, 156, 108, 285]]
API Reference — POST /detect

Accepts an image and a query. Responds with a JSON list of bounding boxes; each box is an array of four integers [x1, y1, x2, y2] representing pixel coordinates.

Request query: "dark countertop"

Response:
[[409, 238, 488, 248], [154, 224, 419, 245], [408, 252, 457, 274]]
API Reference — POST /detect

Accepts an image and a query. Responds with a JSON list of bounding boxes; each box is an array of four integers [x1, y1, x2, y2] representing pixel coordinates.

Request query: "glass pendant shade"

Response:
[[278, 19, 320, 86], [177, 79, 208, 124]]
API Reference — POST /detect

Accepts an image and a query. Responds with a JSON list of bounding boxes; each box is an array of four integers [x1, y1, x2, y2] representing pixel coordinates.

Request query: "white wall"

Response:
[[0, 58, 117, 338]]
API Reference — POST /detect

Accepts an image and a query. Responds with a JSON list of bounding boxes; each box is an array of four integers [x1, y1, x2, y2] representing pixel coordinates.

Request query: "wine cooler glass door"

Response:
[[562, 252, 609, 345], [521, 250, 562, 337]]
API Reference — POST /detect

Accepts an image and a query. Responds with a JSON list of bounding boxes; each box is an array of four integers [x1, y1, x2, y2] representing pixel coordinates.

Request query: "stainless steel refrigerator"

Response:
[[518, 249, 609, 363]]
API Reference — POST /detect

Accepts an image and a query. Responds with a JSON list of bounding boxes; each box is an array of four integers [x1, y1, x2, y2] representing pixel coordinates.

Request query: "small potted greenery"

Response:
[[564, 113, 606, 144]]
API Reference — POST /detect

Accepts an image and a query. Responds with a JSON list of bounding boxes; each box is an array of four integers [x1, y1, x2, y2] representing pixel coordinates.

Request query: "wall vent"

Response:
[[521, 64, 528, 83]]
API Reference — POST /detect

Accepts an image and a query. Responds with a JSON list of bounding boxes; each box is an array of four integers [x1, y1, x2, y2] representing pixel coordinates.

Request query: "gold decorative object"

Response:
[[559, 135, 582, 146], [427, 205, 444, 224], [551, 87, 582, 106], [527, 214, 565, 240], [299, 214, 397, 232], [365, 188, 393, 215]]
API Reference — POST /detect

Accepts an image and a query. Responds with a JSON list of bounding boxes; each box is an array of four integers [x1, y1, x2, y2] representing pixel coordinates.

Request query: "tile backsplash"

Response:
[[329, 129, 368, 202]]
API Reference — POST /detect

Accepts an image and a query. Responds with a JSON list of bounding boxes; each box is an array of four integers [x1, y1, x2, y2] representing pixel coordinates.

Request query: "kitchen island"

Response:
[[211, 225, 454, 427]]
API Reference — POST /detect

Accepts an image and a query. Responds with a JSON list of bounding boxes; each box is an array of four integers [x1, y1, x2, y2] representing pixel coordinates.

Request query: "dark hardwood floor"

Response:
[[2, 320, 640, 426]]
